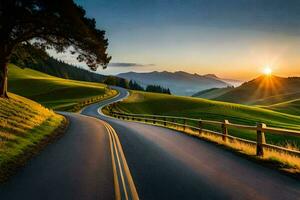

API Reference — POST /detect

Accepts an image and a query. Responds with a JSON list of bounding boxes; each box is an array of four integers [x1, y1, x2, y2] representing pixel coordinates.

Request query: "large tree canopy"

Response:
[[0, 0, 111, 97]]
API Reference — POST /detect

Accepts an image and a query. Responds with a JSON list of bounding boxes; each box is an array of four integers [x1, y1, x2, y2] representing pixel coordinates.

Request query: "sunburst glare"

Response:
[[263, 66, 273, 76]]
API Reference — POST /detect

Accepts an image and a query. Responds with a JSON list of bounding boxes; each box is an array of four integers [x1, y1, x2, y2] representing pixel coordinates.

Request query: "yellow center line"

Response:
[[80, 112, 139, 200], [105, 123, 140, 200], [106, 122, 129, 200], [106, 123, 121, 200]]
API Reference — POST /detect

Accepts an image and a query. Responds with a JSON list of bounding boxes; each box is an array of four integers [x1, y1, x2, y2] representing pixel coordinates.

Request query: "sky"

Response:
[[52, 0, 300, 80]]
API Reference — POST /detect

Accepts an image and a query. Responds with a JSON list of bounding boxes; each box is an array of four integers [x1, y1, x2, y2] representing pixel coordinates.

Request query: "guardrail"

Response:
[[108, 110, 300, 157]]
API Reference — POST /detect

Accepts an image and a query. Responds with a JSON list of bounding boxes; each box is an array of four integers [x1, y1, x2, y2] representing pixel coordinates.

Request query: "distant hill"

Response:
[[117, 71, 231, 96], [203, 74, 243, 87], [192, 87, 234, 99], [215, 75, 300, 105]]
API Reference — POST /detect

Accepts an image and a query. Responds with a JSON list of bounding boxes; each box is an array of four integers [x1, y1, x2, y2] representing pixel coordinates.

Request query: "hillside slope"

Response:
[[115, 91, 300, 146], [8, 64, 114, 111], [215, 75, 300, 105], [117, 71, 230, 96], [192, 87, 234, 99], [11, 44, 107, 83], [263, 99, 300, 116], [0, 93, 65, 181]]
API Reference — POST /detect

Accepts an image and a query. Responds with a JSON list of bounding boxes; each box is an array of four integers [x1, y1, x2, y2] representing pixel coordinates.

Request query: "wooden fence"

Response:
[[109, 111, 300, 157]]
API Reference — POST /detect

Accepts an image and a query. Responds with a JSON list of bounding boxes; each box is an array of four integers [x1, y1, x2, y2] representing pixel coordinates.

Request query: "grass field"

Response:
[[0, 93, 65, 181], [262, 99, 300, 116], [8, 64, 114, 111], [192, 87, 233, 99], [114, 90, 300, 147]]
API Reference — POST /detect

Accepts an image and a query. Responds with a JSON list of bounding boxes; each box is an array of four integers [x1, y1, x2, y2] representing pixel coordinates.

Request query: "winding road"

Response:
[[1, 86, 300, 200]]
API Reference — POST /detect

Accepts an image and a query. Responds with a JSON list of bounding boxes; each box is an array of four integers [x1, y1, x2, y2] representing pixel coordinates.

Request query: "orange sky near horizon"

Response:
[[103, 28, 300, 81], [50, 28, 300, 81]]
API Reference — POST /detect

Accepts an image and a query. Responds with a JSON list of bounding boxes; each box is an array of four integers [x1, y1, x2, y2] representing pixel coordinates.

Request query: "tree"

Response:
[[11, 43, 107, 82], [0, 0, 111, 98], [146, 84, 171, 94], [103, 76, 118, 86], [129, 80, 144, 91], [118, 78, 129, 89], [103, 76, 129, 88]]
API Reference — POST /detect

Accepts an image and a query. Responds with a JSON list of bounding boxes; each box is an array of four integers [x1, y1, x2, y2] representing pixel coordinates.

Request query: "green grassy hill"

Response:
[[0, 93, 65, 181], [254, 92, 300, 106], [8, 64, 114, 111], [215, 75, 300, 105], [262, 99, 300, 116], [192, 87, 233, 99], [115, 90, 300, 146]]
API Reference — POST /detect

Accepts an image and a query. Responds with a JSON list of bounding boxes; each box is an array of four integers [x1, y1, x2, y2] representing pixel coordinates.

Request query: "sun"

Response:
[[263, 67, 272, 76]]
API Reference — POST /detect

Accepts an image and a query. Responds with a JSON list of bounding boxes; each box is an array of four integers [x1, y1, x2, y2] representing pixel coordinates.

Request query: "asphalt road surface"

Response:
[[0, 112, 115, 200], [1, 86, 300, 200], [81, 86, 300, 200]]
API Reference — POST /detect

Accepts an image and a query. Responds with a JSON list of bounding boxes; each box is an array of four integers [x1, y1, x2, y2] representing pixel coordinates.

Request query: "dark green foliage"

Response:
[[103, 76, 129, 88], [146, 85, 171, 94], [0, 0, 110, 97], [103, 76, 169, 94], [11, 44, 106, 82], [129, 80, 144, 91]]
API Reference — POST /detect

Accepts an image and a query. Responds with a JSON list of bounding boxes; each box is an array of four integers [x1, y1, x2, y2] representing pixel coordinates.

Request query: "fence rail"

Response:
[[109, 110, 300, 157]]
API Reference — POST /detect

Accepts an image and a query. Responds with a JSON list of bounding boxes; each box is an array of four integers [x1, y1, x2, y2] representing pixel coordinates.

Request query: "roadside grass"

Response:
[[176, 125, 300, 171], [8, 64, 115, 111], [0, 93, 66, 182], [182, 126, 300, 172], [113, 90, 300, 147]]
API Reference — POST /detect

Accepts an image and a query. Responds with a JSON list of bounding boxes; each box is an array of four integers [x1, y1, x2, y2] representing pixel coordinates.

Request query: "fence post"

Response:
[[164, 117, 167, 126], [256, 123, 266, 157], [153, 116, 156, 124], [183, 119, 186, 131], [172, 118, 177, 129], [198, 120, 202, 135], [222, 120, 229, 142]]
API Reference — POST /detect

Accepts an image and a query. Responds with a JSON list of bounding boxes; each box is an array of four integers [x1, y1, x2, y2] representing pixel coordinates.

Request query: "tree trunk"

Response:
[[0, 43, 12, 99], [0, 59, 9, 98]]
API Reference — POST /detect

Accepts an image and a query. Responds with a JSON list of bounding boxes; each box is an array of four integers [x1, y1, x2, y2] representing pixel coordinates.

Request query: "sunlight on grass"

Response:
[[8, 64, 114, 111], [109, 90, 300, 172], [115, 90, 300, 146], [0, 93, 64, 181]]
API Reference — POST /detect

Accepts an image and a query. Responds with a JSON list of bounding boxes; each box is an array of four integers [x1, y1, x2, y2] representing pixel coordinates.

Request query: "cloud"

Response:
[[108, 62, 155, 67]]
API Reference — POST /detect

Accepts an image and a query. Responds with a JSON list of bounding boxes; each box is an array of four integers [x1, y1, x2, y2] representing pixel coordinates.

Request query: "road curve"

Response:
[[0, 112, 115, 200], [82, 86, 300, 200]]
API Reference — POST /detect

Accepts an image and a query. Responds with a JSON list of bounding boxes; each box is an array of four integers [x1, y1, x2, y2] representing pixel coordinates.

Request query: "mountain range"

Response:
[[117, 71, 241, 96]]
